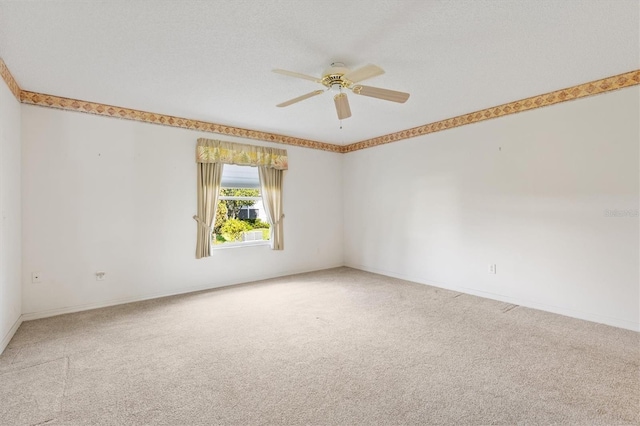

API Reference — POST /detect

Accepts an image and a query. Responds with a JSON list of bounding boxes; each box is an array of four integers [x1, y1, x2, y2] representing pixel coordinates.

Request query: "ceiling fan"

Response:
[[273, 62, 410, 120]]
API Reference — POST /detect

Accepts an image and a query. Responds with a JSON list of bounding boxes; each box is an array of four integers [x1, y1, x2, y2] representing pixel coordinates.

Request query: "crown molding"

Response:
[[0, 58, 21, 101], [2, 58, 637, 154], [342, 70, 640, 153]]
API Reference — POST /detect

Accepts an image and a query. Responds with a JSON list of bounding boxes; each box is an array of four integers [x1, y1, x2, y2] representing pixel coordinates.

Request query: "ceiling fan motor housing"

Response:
[[322, 63, 351, 89]]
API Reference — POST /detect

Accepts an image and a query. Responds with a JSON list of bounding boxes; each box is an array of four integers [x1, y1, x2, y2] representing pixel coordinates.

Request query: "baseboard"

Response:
[[0, 315, 23, 355], [21, 263, 346, 322], [17, 262, 639, 332], [346, 263, 640, 332]]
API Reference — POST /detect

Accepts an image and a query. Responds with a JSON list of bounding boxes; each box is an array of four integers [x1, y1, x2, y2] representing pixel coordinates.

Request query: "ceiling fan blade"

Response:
[[351, 85, 410, 103], [334, 93, 352, 120], [273, 69, 322, 83], [276, 90, 324, 107], [343, 64, 385, 84]]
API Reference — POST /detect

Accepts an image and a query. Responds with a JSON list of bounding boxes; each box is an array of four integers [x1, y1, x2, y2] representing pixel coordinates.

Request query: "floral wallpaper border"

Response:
[[0, 59, 21, 101], [18, 90, 340, 153], [342, 70, 640, 153], [2, 57, 637, 154]]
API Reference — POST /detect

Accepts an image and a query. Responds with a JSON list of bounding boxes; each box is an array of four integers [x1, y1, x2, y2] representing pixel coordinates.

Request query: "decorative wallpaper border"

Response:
[[1, 56, 638, 154], [0, 58, 21, 101], [19, 91, 340, 153], [342, 70, 640, 153]]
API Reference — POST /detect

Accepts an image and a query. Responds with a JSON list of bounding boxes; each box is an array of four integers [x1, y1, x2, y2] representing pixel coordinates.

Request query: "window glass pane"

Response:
[[214, 164, 270, 246], [221, 164, 260, 189]]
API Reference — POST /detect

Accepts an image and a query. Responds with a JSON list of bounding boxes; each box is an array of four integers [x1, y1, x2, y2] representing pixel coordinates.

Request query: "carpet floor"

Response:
[[1, 267, 638, 425]]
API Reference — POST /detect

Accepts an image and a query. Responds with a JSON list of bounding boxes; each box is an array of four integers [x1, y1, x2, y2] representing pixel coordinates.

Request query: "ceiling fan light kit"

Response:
[[273, 62, 410, 121]]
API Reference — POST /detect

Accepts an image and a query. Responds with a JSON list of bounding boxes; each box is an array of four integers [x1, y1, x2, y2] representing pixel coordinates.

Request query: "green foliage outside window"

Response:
[[220, 218, 253, 242], [212, 189, 271, 244], [246, 218, 270, 229], [221, 188, 260, 219], [214, 201, 228, 234]]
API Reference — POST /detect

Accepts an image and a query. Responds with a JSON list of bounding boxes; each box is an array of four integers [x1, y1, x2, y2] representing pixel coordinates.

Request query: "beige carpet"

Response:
[[1, 267, 638, 425]]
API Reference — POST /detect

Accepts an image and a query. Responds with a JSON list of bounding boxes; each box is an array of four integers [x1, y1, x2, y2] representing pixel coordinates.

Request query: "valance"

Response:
[[196, 138, 288, 170]]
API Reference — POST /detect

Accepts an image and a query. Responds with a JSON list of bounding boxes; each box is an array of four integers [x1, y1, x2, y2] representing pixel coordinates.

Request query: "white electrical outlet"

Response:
[[488, 264, 497, 274], [96, 271, 106, 281], [31, 272, 42, 283]]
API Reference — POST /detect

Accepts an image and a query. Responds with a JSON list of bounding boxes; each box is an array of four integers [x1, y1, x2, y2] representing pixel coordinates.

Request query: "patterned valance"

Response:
[[196, 138, 288, 170]]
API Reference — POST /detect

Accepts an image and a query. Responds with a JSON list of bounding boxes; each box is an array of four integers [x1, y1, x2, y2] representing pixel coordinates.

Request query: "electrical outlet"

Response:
[[96, 271, 106, 281], [488, 264, 497, 274], [31, 272, 42, 283]]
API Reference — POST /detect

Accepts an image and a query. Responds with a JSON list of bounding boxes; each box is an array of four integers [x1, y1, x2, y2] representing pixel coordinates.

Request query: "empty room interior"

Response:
[[0, 1, 639, 425]]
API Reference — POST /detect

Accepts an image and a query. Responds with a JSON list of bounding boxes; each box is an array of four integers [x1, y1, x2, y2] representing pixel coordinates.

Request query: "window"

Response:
[[213, 164, 271, 247], [195, 138, 286, 258]]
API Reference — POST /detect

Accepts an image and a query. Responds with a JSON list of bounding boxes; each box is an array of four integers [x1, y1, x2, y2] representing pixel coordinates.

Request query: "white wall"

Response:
[[0, 80, 22, 351], [21, 106, 343, 317], [343, 87, 639, 331], [15, 86, 640, 332]]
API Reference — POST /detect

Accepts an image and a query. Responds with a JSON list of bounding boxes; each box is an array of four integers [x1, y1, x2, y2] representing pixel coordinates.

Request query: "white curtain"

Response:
[[259, 166, 284, 250], [194, 162, 223, 258]]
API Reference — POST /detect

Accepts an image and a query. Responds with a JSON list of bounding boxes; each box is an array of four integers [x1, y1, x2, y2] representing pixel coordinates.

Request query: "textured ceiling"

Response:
[[0, 0, 638, 146]]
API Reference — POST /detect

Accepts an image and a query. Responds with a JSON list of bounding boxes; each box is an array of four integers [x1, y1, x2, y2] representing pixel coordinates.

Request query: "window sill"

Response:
[[211, 241, 271, 250]]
